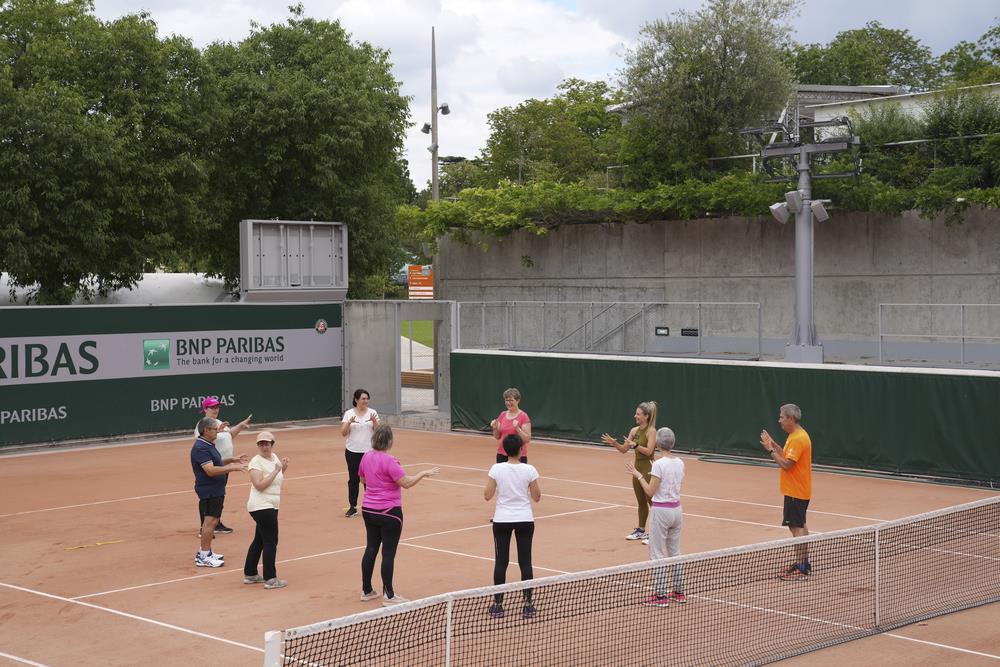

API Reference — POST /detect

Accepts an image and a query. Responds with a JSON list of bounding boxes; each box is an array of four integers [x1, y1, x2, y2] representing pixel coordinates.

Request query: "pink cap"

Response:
[[200, 397, 221, 411]]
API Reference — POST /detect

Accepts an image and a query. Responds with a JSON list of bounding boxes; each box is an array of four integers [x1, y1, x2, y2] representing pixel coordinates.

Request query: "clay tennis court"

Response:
[[1, 425, 997, 666]]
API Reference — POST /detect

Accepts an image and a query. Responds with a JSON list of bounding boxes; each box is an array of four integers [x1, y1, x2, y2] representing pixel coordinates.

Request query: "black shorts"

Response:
[[782, 496, 809, 528], [199, 495, 225, 519]]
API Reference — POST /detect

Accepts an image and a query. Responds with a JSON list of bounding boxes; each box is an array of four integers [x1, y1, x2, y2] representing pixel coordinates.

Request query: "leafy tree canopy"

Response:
[[478, 78, 622, 186], [0, 0, 211, 303], [939, 20, 1000, 85], [787, 21, 940, 91], [199, 4, 411, 297], [619, 0, 798, 186]]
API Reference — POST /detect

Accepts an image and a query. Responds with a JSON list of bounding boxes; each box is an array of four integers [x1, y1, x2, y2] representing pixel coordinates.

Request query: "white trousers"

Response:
[[647, 505, 683, 595]]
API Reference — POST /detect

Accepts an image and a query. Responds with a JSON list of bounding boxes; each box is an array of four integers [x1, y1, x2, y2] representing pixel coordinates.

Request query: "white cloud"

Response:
[[90, 0, 1000, 190], [496, 56, 565, 95]]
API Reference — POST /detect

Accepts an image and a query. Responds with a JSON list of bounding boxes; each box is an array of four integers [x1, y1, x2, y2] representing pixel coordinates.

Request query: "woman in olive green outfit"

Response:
[[601, 401, 658, 541]]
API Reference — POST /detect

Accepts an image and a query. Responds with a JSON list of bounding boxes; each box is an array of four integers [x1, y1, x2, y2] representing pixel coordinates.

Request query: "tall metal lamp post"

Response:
[[742, 116, 860, 363], [421, 27, 450, 201]]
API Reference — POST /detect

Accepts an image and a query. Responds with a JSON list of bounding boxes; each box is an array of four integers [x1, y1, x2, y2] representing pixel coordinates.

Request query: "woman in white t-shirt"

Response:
[[484, 434, 542, 620], [626, 427, 685, 607], [341, 388, 380, 518], [243, 431, 289, 589]]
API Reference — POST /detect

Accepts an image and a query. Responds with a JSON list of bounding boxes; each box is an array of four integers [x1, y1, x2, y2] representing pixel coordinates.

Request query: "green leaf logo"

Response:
[[143, 339, 170, 371]]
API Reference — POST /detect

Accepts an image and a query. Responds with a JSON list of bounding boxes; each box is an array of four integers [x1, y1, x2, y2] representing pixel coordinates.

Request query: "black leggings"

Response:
[[345, 450, 365, 509], [492, 521, 534, 604], [244, 508, 279, 580], [361, 506, 403, 598]]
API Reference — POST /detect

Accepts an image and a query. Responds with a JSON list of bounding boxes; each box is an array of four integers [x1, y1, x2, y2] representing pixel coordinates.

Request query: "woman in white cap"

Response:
[[197, 397, 251, 534], [243, 430, 289, 589]]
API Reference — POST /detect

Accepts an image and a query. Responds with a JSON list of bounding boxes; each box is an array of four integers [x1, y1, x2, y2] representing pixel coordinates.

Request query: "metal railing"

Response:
[[456, 301, 763, 359], [878, 303, 1000, 365]]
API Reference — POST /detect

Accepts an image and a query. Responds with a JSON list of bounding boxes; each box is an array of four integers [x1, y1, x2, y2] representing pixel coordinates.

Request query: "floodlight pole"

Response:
[[430, 27, 440, 202], [751, 120, 859, 364], [786, 147, 822, 362]]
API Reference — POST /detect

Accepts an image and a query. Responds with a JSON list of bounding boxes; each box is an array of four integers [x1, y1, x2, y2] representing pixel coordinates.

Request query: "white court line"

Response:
[[692, 586, 1000, 661], [0, 582, 261, 654], [72, 504, 617, 601], [0, 465, 444, 519], [427, 463, 881, 523], [0, 423, 337, 459], [400, 542, 570, 575], [429, 477, 800, 531], [0, 651, 49, 666], [882, 633, 1000, 660]]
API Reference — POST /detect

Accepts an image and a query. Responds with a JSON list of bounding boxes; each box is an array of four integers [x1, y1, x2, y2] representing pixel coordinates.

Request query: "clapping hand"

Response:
[[600, 433, 617, 447], [238, 453, 250, 464], [280, 457, 290, 472], [760, 429, 776, 452], [625, 462, 642, 479]]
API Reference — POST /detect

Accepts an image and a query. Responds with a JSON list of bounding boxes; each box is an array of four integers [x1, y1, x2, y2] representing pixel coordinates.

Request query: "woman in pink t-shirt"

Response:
[[490, 387, 532, 464], [358, 424, 439, 606]]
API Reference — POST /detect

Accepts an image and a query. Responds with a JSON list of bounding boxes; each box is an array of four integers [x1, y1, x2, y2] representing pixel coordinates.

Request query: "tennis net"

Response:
[[264, 495, 1000, 666]]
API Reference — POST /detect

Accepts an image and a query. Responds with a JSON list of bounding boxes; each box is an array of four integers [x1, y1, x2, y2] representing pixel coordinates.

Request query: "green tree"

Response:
[[0, 0, 212, 303], [199, 5, 410, 297], [479, 78, 622, 185], [620, 0, 797, 186], [939, 21, 1000, 85], [788, 21, 940, 91]]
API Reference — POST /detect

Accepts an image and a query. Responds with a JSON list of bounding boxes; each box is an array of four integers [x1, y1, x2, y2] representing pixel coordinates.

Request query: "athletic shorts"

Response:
[[199, 495, 225, 519], [782, 496, 809, 528]]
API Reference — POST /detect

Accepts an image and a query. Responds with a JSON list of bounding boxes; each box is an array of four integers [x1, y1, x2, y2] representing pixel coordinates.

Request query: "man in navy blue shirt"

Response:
[[191, 416, 248, 567]]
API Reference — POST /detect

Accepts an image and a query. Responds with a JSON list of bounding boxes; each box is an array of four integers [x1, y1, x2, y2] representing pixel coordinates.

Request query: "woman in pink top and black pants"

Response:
[[358, 424, 439, 606], [490, 387, 532, 463]]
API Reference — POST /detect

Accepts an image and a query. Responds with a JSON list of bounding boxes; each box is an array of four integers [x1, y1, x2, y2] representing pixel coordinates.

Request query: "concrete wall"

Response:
[[436, 208, 1000, 362], [343, 300, 455, 416]]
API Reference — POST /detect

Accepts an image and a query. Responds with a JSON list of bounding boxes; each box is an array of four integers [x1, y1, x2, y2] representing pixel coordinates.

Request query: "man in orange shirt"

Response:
[[760, 403, 812, 581]]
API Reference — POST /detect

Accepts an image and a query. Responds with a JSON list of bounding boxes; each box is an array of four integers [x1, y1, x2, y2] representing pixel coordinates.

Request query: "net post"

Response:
[[263, 630, 282, 667], [445, 597, 453, 667], [873, 528, 881, 629]]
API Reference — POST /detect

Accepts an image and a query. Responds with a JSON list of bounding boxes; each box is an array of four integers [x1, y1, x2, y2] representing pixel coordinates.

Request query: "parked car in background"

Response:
[[391, 265, 409, 286]]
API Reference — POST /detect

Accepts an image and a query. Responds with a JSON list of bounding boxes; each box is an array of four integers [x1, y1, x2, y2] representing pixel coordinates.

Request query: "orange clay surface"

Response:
[[0, 425, 997, 666]]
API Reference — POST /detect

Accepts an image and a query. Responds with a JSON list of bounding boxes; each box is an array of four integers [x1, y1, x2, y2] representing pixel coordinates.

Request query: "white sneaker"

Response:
[[625, 528, 646, 541], [264, 578, 288, 589], [641, 537, 650, 545], [361, 590, 380, 601], [195, 552, 224, 568], [382, 594, 409, 606]]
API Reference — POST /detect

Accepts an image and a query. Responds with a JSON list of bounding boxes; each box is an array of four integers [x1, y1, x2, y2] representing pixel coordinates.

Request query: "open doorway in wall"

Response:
[[400, 319, 435, 411]]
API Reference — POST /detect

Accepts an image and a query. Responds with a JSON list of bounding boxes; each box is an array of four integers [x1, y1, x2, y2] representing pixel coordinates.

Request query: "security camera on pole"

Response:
[[741, 116, 860, 363]]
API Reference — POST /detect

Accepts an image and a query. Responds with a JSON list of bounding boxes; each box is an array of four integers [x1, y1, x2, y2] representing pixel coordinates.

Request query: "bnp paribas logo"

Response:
[[143, 339, 170, 371]]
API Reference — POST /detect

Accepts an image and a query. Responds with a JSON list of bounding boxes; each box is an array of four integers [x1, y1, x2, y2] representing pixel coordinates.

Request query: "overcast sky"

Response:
[[91, 0, 999, 190]]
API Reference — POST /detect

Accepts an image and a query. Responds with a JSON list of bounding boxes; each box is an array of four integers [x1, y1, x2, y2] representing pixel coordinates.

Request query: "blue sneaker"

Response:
[[488, 603, 505, 618]]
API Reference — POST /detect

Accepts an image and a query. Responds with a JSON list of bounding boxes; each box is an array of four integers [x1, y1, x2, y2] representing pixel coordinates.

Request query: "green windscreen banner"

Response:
[[451, 349, 1000, 485], [1, 303, 342, 446]]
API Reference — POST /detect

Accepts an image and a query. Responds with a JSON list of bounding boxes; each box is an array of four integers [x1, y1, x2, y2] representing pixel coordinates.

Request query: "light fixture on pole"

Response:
[[742, 115, 860, 363], [810, 199, 830, 222], [424, 27, 451, 202], [769, 202, 790, 224]]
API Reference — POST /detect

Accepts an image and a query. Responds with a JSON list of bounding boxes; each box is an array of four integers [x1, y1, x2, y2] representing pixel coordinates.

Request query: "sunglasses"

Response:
[[257, 440, 275, 446]]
